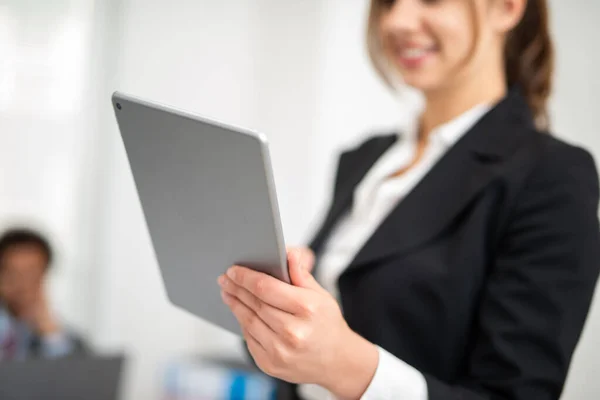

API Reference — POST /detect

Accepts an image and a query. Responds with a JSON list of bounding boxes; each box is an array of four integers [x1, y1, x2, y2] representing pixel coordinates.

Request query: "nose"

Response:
[[382, 0, 423, 34]]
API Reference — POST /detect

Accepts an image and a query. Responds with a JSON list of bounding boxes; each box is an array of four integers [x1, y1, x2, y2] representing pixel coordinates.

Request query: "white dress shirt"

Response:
[[299, 103, 491, 400]]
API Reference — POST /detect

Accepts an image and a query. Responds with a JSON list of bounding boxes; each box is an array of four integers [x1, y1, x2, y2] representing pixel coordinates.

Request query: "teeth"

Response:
[[401, 48, 427, 59]]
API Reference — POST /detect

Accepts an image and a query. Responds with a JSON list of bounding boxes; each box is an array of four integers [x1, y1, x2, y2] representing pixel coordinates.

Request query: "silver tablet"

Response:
[[112, 91, 289, 336]]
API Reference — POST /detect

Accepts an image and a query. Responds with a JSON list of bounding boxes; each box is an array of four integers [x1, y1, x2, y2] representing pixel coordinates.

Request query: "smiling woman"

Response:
[[368, 0, 553, 129], [222, 1, 600, 400]]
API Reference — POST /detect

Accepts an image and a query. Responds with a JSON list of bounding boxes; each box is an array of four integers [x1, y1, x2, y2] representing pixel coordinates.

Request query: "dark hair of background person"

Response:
[[0, 228, 53, 271], [367, 0, 554, 130]]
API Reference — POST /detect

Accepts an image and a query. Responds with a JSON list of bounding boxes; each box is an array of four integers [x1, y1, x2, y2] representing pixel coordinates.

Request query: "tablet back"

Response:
[[112, 92, 288, 335]]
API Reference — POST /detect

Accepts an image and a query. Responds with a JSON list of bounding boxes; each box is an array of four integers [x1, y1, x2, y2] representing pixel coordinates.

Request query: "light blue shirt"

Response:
[[0, 307, 75, 361]]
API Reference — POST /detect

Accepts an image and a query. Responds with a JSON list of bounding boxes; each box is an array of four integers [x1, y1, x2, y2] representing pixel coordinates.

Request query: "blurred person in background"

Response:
[[0, 228, 87, 361], [217, 0, 600, 399]]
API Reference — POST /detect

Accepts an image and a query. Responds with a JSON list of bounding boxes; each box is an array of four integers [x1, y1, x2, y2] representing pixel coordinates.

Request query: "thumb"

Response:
[[288, 249, 324, 292]]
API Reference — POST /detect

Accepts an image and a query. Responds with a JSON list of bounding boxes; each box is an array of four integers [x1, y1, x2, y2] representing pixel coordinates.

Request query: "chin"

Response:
[[401, 74, 443, 93]]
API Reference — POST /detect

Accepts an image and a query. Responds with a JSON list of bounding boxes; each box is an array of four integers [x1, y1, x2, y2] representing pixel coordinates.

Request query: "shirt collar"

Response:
[[354, 102, 493, 206], [404, 103, 492, 148]]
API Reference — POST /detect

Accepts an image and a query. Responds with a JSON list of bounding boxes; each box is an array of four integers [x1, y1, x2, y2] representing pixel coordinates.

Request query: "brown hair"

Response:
[[367, 0, 554, 130], [0, 228, 53, 270]]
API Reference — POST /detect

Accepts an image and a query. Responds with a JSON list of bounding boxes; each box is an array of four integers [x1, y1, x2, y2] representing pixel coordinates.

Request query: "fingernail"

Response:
[[227, 268, 236, 280], [217, 275, 225, 286]]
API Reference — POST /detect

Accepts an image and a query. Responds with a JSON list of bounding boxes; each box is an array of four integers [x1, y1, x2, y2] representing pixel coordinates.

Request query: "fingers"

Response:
[[221, 291, 275, 348], [242, 327, 290, 381], [287, 249, 328, 294], [243, 327, 266, 356], [219, 275, 293, 333], [287, 247, 315, 273], [225, 266, 304, 314]]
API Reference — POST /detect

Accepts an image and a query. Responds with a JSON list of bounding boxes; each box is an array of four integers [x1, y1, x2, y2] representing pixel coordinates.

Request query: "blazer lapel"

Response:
[[309, 135, 398, 254], [345, 88, 536, 271]]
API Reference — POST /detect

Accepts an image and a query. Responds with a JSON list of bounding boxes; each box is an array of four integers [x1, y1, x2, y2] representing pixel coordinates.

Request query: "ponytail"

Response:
[[504, 0, 554, 130]]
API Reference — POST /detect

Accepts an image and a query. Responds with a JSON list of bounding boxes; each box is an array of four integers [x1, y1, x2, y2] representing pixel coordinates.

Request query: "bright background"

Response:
[[1, 1, 599, 399]]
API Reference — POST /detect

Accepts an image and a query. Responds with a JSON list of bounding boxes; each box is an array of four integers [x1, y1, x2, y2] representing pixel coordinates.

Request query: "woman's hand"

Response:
[[218, 247, 379, 399]]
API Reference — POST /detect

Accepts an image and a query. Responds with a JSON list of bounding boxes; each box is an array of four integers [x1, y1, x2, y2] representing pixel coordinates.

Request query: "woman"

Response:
[[218, 0, 600, 399]]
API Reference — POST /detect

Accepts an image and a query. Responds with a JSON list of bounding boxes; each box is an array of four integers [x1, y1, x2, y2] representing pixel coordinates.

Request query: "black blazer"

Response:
[[278, 89, 600, 400]]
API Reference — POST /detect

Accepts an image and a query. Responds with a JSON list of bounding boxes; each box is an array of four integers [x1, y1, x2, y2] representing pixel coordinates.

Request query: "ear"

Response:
[[489, 0, 527, 34]]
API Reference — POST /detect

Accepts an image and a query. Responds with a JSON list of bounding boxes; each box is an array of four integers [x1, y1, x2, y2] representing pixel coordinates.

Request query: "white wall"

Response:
[[548, 2, 600, 398], [0, 0, 105, 336]]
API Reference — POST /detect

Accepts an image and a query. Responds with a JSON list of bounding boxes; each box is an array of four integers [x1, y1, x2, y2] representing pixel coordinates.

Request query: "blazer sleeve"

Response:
[[424, 143, 600, 400]]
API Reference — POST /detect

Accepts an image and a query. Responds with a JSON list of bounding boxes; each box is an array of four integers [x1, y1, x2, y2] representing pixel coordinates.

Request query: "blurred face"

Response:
[[0, 245, 47, 317], [377, 0, 508, 92]]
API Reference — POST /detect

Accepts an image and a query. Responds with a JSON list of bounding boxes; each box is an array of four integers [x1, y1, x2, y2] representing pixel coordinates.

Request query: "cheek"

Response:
[[431, 15, 475, 70]]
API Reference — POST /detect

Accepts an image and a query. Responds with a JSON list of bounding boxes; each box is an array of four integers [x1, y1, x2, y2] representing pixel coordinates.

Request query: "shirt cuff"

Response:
[[360, 346, 428, 400], [40, 331, 75, 358]]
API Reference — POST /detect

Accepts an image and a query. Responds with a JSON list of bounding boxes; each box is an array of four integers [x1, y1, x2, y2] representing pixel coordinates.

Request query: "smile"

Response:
[[394, 46, 437, 68]]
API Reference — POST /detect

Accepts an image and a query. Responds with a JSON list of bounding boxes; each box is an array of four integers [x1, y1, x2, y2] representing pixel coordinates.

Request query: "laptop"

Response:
[[0, 355, 124, 400]]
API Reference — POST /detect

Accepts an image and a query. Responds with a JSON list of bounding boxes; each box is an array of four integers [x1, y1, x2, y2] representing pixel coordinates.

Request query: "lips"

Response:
[[394, 45, 437, 69]]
